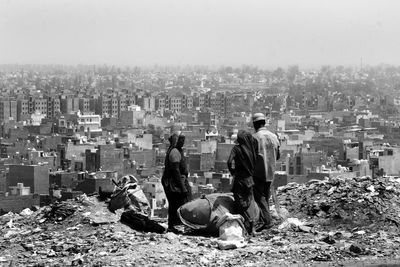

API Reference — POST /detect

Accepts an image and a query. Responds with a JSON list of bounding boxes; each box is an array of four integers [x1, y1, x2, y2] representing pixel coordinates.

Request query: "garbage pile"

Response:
[[42, 201, 78, 221], [278, 175, 400, 229], [1, 175, 400, 266], [108, 175, 166, 233]]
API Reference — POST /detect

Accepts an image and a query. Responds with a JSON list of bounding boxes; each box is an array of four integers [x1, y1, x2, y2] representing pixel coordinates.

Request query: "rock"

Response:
[[20, 208, 33, 216], [5, 219, 13, 228], [321, 235, 335, 245], [22, 243, 34, 251], [51, 244, 64, 252], [316, 210, 327, 217], [47, 250, 56, 257], [355, 230, 366, 235], [349, 244, 363, 254], [165, 232, 178, 241], [32, 227, 42, 233], [4, 230, 19, 239], [98, 251, 107, 256], [310, 253, 332, 262], [298, 225, 312, 233]]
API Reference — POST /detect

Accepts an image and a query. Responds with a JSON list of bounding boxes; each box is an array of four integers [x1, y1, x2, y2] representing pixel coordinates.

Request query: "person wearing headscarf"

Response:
[[227, 130, 258, 235], [162, 133, 191, 233]]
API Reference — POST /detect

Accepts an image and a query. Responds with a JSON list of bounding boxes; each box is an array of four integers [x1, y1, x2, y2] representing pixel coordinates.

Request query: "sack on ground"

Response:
[[178, 193, 238, 235], [217, 213, 247, 250], [120, 210, 166, 234]]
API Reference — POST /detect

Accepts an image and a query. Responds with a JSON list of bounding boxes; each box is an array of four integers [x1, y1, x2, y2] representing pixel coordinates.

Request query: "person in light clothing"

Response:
[[252, 113, 280, 231]]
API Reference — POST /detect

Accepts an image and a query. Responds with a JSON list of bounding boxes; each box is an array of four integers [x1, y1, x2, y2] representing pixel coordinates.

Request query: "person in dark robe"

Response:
[[176, 135, 192, 202], [161, 133, 191, 233], [227, 130, 258, 235]]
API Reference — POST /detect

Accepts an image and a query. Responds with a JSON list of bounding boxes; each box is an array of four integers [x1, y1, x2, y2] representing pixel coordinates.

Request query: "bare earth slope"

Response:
[[1, 175, 400, 266]]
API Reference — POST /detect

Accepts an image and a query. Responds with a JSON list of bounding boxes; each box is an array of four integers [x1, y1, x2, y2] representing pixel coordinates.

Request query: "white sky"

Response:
[[1, 0, 400, 67]]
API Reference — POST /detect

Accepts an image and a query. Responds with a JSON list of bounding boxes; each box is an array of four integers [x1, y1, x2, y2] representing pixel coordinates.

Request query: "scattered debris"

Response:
[[1, 175, 400, 265], [279, 175, 400, 229]]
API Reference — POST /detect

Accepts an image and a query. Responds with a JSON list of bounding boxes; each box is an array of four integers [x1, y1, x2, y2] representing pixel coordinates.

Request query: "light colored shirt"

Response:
[[253, 127, 280, 182]]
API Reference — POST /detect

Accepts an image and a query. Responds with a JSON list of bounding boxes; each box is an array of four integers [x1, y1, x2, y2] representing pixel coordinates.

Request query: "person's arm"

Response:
[[275, 132, 281, 160], [180, 152, 189, 177], [169, 149, 187, 193], [276, 145, 281, 160], [227, 147, 236, 176]]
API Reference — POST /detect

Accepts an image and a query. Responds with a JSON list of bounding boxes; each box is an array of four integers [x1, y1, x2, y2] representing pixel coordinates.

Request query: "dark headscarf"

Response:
[[177, 135, 185, 152], [234, 130, 258, 177]]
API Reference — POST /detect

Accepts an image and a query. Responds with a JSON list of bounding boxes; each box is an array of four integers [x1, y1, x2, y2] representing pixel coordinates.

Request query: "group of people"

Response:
[[227, 113, 280, 235], [161, 112, 280, 235]]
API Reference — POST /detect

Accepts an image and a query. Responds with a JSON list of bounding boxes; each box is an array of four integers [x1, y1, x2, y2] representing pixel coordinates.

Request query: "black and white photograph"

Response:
[[1, 0, 400, 266]]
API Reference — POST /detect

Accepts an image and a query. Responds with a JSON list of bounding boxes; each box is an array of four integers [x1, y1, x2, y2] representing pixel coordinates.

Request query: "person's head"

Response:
[[176, 134, 185, 149], [252, 113, 266, 131], [167, 133, 179, 150], [236, 130, 253, 146]]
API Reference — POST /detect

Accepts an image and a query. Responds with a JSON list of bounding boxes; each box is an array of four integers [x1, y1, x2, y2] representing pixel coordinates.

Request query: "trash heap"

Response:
[[2, 176, 400, 266], [278, 175, 400, 229]]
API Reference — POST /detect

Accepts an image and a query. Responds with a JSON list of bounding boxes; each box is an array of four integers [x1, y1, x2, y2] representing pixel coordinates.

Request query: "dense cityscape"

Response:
[[1, 62, 400, 265], [3, 0, 400, 264], [0, 63, 400, 212]]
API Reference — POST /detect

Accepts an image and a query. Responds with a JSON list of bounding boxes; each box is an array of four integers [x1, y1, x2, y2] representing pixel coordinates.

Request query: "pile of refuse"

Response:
[[278, 175, 400, 229], [2, 175, 400, 265]]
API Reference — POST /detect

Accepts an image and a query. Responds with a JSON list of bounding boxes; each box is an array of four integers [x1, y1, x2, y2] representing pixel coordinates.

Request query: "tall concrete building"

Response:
[[60, 97, 80, 114], [46, 96, 60, 118], [170, 96, 182, 113], [33, 98, 48, 116], [79, 98, 91, 113], [17, 99, 29, 121], [7, 165, 49, 195], [0, 100, 17, 123], [143, 97, 156, 112], [95, 96, 111, 117]]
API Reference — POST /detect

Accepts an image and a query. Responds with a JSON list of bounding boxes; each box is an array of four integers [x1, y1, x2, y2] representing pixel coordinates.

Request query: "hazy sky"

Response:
[[1, 0, 400, 67]]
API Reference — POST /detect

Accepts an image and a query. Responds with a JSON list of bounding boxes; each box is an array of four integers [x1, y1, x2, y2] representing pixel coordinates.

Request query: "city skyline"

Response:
[[1, 0, 400, 67]]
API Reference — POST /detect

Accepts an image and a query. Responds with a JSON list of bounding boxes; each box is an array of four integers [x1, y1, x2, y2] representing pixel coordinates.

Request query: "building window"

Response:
[[388, 150, 393, 156]]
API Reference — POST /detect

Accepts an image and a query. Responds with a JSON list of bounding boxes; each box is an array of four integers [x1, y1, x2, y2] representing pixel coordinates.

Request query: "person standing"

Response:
[[227, 130, 258, 235], [161, 134, 191, 233], [176, 134, 192, 202], [252, 113, 280, 231]]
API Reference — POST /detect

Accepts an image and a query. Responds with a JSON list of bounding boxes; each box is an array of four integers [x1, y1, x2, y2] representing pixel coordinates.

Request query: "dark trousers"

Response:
[[253, 180, 272, 226], [165, 190, 186, 228], [232, 176, 255, 234]]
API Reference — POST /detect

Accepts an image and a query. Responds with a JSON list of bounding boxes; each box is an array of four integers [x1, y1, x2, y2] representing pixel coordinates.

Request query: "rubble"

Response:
[[1, 176, 400, 266], [278, 175, 400, 229]]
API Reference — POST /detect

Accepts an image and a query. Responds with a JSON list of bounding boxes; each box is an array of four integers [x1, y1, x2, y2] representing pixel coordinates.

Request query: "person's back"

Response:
[[251, 113, 280, 230], [253, 127, 280, 182]]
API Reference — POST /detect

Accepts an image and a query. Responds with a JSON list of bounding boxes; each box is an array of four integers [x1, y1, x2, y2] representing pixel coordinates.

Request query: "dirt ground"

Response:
[[1, 206, 400, 266], [2, 175, 400, 266]]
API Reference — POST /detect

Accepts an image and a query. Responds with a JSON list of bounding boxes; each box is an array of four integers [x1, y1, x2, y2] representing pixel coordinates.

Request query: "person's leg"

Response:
[[265, 181, 272, 203], [234, 192, 251, 234], [253, 181, 268, 223], [245, 188, 256, 236], [167, 192, 179, 228], [263, 181, 272, 225]]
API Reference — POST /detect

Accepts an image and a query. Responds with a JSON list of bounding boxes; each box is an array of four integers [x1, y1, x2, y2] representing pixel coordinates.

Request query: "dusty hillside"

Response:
[[1, 176, 400, 266]]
